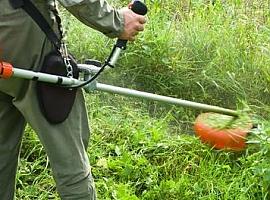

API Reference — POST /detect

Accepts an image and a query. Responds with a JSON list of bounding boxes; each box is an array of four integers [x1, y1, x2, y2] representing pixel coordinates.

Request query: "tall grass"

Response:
[[125, 0, 270, 112], [65, 0, 270, 115]]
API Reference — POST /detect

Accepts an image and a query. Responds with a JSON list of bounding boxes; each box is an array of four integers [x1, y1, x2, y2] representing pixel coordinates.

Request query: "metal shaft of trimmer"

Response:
[[9, 65, 237, 117], [94, 83, 239, 117]]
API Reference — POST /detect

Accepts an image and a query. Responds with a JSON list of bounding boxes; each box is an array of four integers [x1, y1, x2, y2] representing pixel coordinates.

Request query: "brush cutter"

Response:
[[0, 58, 253, 151], [0, 1, 252, 151]]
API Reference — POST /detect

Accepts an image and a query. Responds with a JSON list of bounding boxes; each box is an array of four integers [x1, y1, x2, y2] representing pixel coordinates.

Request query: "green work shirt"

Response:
[[1, 0, 125, 38]]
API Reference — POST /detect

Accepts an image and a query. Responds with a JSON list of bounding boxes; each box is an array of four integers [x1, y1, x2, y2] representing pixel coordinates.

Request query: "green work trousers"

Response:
[[0, 1, 96, 199]]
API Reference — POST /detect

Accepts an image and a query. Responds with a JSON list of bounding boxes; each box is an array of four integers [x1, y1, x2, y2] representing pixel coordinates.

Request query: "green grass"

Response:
[[17, 94, 270, 199], [16, 0, 270, 199]]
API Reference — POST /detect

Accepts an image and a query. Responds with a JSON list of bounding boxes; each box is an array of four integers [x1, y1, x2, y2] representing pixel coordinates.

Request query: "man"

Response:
[[0, 0, 146, 199]]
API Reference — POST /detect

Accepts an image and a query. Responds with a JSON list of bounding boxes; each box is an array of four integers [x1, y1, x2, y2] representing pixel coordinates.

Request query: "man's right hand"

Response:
[[118, 7, 147, 41]]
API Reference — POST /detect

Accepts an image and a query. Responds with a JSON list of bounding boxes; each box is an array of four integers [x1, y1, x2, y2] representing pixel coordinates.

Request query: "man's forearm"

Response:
[[57, 0, 124, 38]]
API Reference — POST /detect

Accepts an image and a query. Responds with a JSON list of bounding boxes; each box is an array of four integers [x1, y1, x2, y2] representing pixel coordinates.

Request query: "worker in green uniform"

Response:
[[0, 0, 146, 199]]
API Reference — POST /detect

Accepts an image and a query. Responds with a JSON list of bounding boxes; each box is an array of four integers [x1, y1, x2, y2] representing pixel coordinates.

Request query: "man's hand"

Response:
[[118, 8, 146, 41]]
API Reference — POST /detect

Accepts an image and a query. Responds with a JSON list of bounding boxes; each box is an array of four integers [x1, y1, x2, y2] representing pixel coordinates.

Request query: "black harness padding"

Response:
[[36, 51, 79, 124], [9, 0, 79, 124]]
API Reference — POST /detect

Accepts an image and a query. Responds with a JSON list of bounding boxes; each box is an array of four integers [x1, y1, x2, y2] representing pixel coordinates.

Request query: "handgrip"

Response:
[[130, 0, 148, 15], [116, 1, 148, 49]]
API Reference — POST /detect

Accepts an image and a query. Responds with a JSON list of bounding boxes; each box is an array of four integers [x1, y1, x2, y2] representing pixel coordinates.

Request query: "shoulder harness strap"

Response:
[[9, 0, 61, 49]]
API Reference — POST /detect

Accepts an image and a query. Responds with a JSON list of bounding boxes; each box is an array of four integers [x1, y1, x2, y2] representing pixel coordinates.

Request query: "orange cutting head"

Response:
[[194, 113, 253, 151], [0, 61, 13, 79]]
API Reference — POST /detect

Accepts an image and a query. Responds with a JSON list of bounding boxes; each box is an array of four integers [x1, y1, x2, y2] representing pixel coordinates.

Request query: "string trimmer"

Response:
[[0, 1, 252, 151]]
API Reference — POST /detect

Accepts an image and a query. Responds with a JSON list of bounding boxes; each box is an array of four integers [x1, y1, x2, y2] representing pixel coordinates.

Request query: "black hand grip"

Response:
[[131, 0, 148, 15], [116, 1, 148, 49]]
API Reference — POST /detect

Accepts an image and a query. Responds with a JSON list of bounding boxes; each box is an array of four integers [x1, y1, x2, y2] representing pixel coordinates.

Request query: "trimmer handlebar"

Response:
[[116, 0, 148, 49], [107, 0, 148, 67]]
